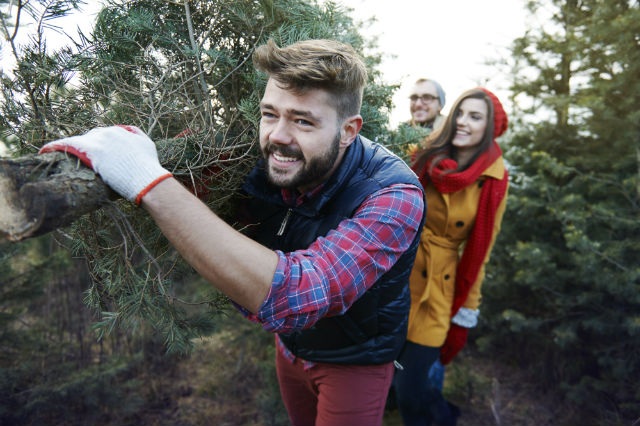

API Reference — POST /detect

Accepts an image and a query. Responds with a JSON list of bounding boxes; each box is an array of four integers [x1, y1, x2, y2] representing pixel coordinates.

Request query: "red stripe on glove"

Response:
[[135, 173, 174, 205]]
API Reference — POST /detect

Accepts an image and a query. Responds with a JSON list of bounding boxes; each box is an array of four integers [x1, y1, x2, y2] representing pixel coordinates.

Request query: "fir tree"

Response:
[[1, 2, 398, 423], [481, 0, 640, 423], [1, 0, 397, 352]]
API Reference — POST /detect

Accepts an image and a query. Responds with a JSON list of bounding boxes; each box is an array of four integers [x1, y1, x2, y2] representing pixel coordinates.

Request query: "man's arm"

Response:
[[39, 126, 276, 314], [142, 177, 276, 313]]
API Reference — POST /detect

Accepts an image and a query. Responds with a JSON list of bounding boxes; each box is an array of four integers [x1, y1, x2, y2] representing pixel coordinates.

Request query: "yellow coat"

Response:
[[406, 156, 508, 347]]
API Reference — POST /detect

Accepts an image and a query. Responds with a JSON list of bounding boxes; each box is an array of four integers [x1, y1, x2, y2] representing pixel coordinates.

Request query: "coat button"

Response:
[[444, 274, 450, 280], [422, 270, 427, 278], [456, 221, 464, 227]]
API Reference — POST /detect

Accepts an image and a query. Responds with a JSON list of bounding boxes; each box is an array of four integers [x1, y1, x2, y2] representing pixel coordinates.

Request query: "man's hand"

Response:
[[439, 323, 469, 365], [40, 126, 172, 204]]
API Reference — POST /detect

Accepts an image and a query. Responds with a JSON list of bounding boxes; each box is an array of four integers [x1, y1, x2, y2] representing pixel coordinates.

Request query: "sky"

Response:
[[340, 0, 528, 125], [0, 0, 528, 153]]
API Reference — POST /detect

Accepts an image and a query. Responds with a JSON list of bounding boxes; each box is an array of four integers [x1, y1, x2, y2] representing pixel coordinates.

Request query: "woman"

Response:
[[395, 88, 509, 426]]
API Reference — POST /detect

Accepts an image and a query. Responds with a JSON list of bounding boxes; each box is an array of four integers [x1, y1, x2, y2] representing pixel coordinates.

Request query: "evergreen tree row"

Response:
[[481, 0, 639, 423]]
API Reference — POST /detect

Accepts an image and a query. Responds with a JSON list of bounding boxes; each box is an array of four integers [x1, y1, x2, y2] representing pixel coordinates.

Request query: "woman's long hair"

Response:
[[412, 88, 496, 175]]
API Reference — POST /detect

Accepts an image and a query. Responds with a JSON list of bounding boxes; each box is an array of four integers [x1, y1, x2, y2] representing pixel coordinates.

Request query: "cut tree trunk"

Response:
[[0, 152, 115, 242]]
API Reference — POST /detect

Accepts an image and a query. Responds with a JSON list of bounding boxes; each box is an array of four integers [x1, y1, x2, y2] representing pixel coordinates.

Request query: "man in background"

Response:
[[407, 78, 446, 131]]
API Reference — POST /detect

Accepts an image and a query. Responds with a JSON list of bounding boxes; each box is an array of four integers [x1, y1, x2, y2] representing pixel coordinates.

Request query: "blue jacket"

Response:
[[242, 135, 425, 364]]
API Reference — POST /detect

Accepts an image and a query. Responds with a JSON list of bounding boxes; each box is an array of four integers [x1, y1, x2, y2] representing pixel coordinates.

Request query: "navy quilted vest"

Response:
[[242, 135, 425, 364]]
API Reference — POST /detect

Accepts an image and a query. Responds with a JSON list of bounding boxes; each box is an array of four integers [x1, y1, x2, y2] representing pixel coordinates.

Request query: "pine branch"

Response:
[[183, 0, 212, 126]]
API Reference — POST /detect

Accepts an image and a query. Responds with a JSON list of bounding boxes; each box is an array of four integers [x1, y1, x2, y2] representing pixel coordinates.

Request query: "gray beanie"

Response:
[[426, 79, 446, 108]]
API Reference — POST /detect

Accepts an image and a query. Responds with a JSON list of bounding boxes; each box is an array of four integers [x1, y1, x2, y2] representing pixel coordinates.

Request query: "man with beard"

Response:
[[41, 38, 425, 426]]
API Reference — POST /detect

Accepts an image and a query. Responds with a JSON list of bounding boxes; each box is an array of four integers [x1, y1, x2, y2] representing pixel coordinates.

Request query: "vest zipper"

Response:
[[277, 208, 292, 236]]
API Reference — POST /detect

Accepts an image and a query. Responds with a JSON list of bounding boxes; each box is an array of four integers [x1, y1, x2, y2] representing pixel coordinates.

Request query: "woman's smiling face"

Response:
[[452, 98, 489, 151]]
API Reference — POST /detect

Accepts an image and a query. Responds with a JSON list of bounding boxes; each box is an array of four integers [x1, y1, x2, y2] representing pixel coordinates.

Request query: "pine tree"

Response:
[[1, 2, 399, 423], [1, 0, 397, 352], [481, 0, 640, 423]]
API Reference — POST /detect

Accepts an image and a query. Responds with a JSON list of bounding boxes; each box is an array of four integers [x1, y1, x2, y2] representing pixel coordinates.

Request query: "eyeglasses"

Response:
[[409, 94, 439, 103]]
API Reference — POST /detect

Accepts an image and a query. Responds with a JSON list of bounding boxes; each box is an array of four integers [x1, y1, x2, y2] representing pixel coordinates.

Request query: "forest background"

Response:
[[0, 1, 638, 425]]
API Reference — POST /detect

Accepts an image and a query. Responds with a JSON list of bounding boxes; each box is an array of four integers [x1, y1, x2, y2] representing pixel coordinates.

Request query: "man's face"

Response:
[[259, 78, 344, 193], [409, 81, 442, 125]]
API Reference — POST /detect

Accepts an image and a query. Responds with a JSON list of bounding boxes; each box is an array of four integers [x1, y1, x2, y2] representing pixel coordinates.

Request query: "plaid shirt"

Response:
[[238, 182, 423, 364]]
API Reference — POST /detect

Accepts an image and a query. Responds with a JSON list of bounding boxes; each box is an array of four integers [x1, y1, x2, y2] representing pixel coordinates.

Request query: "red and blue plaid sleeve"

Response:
[[248, 183, 423, 333]]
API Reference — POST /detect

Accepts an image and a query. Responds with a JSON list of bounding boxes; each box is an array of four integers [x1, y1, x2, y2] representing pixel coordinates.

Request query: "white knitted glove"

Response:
[[40, 125, 172, 204], [451, 307, 479, 328]]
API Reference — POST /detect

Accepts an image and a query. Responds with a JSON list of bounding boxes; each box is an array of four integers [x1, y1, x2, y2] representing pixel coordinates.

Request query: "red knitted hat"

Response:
[[478, 88, 508, 138]]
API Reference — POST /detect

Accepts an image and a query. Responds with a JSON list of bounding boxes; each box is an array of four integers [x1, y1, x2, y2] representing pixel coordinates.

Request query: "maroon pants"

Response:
[[275, 348, 394, 426]]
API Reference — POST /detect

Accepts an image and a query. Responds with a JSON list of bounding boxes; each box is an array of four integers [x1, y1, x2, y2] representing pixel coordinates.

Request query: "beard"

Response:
[[262, 131, 341, 191]]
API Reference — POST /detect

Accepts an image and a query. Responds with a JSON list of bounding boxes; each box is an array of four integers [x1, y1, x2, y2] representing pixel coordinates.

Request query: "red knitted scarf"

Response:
[[414, 141, 508, 317]]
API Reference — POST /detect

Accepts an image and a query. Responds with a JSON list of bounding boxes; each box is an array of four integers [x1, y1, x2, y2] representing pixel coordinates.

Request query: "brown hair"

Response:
[[253, 39, 367, 121], [412, 88, 495, 173]]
